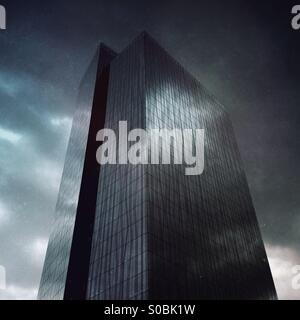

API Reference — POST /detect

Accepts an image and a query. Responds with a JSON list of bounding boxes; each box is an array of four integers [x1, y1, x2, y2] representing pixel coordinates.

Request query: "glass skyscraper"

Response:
[[38, 32, 277, 300]]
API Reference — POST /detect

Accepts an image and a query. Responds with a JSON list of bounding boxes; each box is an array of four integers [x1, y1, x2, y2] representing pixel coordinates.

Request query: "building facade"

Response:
[[38, 32, 277, 300]]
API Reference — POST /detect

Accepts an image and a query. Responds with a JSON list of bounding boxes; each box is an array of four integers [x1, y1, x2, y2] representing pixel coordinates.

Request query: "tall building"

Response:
[[38, 32, 277, 300]]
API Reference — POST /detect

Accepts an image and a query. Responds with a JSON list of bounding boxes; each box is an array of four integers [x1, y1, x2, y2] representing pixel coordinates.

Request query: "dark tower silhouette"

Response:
[[38, 32, 277, 300]]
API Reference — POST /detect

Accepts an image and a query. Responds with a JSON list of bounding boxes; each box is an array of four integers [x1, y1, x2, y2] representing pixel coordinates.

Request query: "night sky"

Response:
[[0, 0, 299, 299]]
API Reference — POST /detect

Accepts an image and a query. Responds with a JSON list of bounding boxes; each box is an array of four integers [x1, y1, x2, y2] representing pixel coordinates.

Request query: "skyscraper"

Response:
[[38, 32, 277, 300]]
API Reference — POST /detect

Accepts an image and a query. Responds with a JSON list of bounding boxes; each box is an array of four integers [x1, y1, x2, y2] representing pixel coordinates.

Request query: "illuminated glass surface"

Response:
[[39, 33, 277, 300], [143, 35, 276, 299]]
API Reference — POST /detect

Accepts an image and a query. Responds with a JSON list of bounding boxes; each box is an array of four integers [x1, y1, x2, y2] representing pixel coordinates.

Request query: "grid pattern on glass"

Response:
[[87, 35, 148, 300], [39, 32, 277, 300], [144, 34, 276, 299], [87, 33, 276, 300]]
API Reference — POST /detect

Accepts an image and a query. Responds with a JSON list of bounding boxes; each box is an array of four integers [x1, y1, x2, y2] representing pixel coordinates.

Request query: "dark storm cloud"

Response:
[[0, 0, 299, 299]]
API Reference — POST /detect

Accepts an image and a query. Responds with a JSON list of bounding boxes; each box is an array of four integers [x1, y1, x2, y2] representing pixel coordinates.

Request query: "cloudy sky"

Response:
[[0, 0, 299, 300]]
